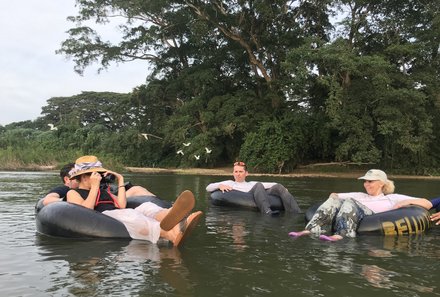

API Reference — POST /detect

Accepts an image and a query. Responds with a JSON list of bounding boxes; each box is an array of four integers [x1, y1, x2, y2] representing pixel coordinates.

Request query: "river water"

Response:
[[1, 171, 439, 297]]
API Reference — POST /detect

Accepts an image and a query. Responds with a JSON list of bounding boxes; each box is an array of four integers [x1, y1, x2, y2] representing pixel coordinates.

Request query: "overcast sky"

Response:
[[0, 0, 149, 126]]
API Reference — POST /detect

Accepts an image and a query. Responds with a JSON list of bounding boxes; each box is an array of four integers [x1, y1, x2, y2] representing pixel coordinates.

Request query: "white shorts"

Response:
[[103, 202, 165, 243]]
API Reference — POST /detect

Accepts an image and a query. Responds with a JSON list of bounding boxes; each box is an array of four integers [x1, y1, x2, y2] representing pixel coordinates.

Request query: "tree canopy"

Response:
[[1, 0, 439, 173]]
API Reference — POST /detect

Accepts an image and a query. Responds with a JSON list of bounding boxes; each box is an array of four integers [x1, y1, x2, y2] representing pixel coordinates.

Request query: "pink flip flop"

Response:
[[288, 231, 310, 238], [319, 235, 340, 242]]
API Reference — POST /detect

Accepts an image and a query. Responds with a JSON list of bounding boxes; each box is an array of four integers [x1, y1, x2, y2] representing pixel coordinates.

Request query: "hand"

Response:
[[329, 193, 339, 199], [104, 170, 124, 184], [90, 171, 102, 188], [219, 184, 233, 193], [430, 211, 440, 225]]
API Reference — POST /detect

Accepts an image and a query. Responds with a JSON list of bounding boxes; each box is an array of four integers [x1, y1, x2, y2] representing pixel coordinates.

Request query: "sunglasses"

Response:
[[234, 161, 246, 166]]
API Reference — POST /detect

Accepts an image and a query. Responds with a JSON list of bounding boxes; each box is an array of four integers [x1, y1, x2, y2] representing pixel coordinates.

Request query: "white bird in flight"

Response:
[[205, 147, 212, 154], [183, 142, 191, 147], [194, 155, 200, 160], [48, 123, 57, 131], [140, 133, 163, 140], [177, 150, 184, 155]]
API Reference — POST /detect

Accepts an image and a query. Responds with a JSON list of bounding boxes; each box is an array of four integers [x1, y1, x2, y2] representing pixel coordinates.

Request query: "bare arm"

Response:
[[394, 198, 433, 210], [66, 173, 101, 209], [108, 171, 127, 208], [42, 193, 61, 206]]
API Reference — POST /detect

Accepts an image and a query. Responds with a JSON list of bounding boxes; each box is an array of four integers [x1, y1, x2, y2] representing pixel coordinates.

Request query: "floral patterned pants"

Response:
[[305, 196, 373, 237]]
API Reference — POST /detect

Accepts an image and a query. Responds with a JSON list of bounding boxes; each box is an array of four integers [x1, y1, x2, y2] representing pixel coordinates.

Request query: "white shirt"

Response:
[[205, 180, 277, 193], [337, 192, 417, 213]]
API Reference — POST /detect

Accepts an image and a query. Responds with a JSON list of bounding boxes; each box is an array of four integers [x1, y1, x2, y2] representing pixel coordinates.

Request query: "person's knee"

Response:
[[251, 182, 265, 193], [126, 186, 155, 197], [268, 183, 286, 194], [323, 196, 342, 208], [339, 199, 356, 212]]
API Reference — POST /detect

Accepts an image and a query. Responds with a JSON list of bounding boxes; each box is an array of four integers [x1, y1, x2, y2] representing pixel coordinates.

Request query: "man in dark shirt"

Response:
[[42, 163, 78, 205]]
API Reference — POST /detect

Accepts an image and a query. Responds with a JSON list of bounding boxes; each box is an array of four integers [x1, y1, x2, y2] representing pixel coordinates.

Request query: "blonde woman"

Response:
[[289, 169, 430, 241]]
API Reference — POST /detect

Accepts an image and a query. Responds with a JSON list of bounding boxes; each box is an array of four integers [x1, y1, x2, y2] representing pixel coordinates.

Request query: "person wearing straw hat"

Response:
[[42, 162, 158, 206], [288, 169, 431, 241], [67, 155, 203, 246]]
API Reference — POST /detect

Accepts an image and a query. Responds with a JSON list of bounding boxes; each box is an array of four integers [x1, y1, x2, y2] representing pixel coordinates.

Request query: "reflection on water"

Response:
[[1, 171, 440, 296], [310, 234, 440, 295], [35, 236, 192, 296]]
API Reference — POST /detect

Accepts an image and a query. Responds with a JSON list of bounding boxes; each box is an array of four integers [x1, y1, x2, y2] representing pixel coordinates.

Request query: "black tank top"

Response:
[[74, 188, 117, 213]]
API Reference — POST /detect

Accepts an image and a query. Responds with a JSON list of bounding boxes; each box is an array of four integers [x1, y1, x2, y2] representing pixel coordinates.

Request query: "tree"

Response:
[[42, 0, 440, 172], [40, 92, 132, 130]]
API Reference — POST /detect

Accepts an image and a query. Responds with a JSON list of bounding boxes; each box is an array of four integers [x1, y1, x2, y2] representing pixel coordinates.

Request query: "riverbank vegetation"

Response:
[[1, 1, 439, 175]]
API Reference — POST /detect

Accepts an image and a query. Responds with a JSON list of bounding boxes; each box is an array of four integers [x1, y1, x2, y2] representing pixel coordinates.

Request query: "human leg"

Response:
[[249, 182, 275, 214], [134, 190, 195, 231], [161, 211, 203, 246], [159, 190, 195, 230], [333, 198, 373, 238], [126, 185, 156, 197], [289, 196, 343, 238], [305, 196, 343, 234], [103, 206, 202, 246], [267, 184, 301, 213], [318, 199, 373, 242], [103, 209, 162, 243]]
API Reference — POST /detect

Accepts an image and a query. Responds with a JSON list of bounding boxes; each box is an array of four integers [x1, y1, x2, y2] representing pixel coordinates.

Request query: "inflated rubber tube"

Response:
[[209, 190, 284, 211], [305, 202, 432, 235], [35, 196, 172, 239]]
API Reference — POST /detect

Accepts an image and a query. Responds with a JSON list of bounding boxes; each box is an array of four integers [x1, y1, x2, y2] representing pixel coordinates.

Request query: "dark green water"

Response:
[[1, 171, 439, 296]]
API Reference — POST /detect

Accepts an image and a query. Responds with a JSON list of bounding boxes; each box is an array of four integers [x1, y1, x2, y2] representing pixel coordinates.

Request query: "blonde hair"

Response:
[[382, 179, 395, 194]]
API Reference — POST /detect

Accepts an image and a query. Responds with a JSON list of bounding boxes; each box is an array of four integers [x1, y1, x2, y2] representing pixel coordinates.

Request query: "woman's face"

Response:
[[363, 180, 384, 196], [78, 173, 93, 188]]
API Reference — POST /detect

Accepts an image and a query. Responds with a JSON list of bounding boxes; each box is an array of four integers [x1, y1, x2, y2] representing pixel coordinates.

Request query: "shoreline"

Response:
[[125, 167, 440, 180], [2, 165, 440, 180]]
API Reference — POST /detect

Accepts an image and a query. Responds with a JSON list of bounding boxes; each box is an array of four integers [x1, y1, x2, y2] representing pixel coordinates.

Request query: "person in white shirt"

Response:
[[206, 161, 301, 215], [289, 169, 430, 241]]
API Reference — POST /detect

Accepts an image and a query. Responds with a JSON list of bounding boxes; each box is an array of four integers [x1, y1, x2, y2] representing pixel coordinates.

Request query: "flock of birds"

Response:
[[176, 142, 212, 160], [176, 143, 212, 160], [48, 124, 210, 161], [139, 132, 212, 161], [141, 134, 212, 161]]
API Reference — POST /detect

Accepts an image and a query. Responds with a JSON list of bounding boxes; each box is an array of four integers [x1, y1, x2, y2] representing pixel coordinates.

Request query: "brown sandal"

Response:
[[174, 211, 203, 247], [160, 190, 195, 231]]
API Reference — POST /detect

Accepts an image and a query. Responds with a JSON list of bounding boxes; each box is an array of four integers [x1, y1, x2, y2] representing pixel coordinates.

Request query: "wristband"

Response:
[[119, 185, 125, 188]]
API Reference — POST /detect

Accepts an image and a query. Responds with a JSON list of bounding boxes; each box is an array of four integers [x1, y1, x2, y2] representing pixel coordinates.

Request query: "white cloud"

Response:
[[0, 0, 149, 125]]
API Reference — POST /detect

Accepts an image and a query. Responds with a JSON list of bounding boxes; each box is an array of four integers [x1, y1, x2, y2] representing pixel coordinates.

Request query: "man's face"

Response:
[[233, 165, 248, 182], [64, 176, 79, 189]]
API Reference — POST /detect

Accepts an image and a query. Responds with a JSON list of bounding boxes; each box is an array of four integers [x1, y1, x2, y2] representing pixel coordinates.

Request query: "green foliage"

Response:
[[0, 128, 78, 167], [240, 115, 307, 173], [1, 0, 440, 174]]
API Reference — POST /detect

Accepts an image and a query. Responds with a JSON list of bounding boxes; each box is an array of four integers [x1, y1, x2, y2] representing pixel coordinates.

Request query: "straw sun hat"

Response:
[[69, 155, 108, 179]]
